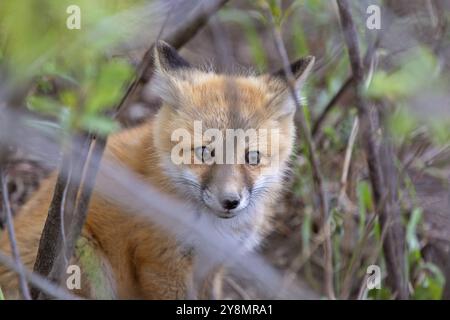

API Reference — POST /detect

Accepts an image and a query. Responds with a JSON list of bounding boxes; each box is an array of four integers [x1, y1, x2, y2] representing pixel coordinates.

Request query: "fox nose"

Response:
[[221, 196, 240, 210]]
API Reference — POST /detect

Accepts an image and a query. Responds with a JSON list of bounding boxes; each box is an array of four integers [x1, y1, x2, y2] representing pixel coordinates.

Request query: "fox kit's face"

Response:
[[151, 42, 314, 221]]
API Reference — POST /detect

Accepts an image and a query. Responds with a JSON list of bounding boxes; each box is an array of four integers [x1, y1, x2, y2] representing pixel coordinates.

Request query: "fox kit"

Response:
[[0, 41, 314, 299]]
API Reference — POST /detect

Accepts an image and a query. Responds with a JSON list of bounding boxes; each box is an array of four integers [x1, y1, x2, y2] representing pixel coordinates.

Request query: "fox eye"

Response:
[[245, 151, 260, 166], [195, 146, 215, 163]]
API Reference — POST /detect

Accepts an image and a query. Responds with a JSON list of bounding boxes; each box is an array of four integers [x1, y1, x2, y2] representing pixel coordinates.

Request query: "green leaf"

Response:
[[85, 60, 133, 113], [0, 286, 4, 300], [80, 114, 119, 136], [368, 47, 437, 100]]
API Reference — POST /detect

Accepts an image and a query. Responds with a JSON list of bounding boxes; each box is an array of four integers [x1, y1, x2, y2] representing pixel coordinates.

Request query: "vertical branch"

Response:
[[31, 134, 92, 299], [336, 0, 408, 299], [268, 13, 335, 299], [40, 136, 105, 300]]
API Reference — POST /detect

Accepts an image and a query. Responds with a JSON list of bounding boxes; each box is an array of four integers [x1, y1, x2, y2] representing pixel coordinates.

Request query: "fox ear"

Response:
[[153, 40, 191, 73], [271, 56, 315, 85], [265, 56, 315, 118], [151, 41, 191, 107]]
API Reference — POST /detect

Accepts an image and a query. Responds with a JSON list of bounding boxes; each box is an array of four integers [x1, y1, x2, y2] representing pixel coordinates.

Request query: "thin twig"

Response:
[[0, 251, 80, 300], [0, 168, 31, 300], [312, 76, 352, 138], [268, 11, 335, 300], [339, 116, 359, 199]]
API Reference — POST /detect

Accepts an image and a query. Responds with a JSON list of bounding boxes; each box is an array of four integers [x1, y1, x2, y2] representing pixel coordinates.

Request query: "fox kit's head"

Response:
[[151, 41, 314, 222]]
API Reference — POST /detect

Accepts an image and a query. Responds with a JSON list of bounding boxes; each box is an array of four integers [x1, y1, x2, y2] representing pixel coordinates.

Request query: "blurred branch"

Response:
[[267, 10, 335, 300], [336, 0, 408, 299], [0, 251, 79, 300], [32, 0, 230, 299], [0, 165, 31, 300]]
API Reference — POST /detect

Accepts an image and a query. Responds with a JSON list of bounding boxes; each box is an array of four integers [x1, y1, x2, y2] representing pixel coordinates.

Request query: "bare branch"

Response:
[[312, 76, 352, 138]]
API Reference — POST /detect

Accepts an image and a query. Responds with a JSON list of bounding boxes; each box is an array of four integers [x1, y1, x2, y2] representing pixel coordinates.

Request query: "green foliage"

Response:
[[412, 263, 445, 300], [0, 0, 135, 136], [369, 47, 449, 145], [368, 48, 437, 100], [0, 286, 4, 300], [405, 208, 445, 299]]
